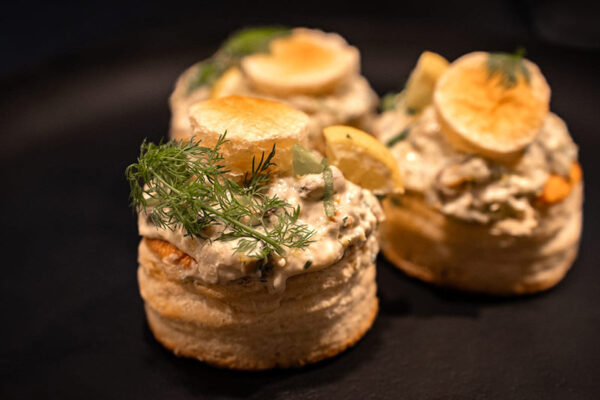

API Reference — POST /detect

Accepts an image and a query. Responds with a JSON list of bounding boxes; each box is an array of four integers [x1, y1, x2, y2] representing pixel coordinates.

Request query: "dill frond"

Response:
[[126, 135, 314, 259], [487, 48, 530, 89]]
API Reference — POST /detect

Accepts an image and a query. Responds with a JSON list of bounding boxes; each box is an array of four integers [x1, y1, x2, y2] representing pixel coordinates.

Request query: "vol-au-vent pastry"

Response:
[[374, 50, 583, 295], [127, 95, 383, 369], [169, 27, 378, 153]]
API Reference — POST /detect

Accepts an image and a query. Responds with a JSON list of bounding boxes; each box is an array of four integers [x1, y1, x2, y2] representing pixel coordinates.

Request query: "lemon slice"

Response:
[[210, 67, 250, 99], [404, 51, 449, 112], [434, 51, 550, 161], [323, 125, 404, 194], [241, 28, 359, 97]]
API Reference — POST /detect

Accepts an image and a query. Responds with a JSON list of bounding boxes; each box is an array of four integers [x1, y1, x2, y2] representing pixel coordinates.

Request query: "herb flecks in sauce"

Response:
[[386, 125, 411, 147]]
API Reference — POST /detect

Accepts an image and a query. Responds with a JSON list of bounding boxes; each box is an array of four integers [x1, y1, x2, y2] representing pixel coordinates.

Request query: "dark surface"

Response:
[[1, 4, 600, 399]]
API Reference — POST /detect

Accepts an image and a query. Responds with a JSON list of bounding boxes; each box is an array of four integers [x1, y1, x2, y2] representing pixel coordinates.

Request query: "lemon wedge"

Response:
[[323, 125, 404, 195], [434, 51, 550, 161], [209, 66, 250, 99], [404, 51, 449, 112]]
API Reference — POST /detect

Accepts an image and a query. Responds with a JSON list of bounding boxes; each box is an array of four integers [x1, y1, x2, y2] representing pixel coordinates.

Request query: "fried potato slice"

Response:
[[241, 28, 359, 97], [434, 51, 550, 161]]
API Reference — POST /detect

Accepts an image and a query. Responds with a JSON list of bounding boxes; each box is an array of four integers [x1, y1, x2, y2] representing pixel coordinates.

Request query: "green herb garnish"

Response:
[[187, 26, 290, 94], [187, 60, 223, 94], [221, 26, 290, 58], [487, 47, 530, 89], [292, 143, 335, 218], [321, 159, 335, 218], [381, 93, 398, 112], [303, 260, 313, 270], [390, 195, 402, 207], [126, 135, 314, 259], [386, 125, 411, 147], [292, 143, 324, 175]]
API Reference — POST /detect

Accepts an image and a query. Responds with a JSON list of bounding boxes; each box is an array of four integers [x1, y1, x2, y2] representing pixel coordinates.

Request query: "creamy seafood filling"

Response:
[[273, 76, 377, 128], [381, 107, 578, 236], [139, 166, 383, 292]]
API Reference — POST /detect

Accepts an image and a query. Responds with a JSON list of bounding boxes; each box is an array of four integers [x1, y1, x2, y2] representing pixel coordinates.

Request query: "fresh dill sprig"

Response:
[[487, 47, 530, 89], [125, 135, 314, 259]]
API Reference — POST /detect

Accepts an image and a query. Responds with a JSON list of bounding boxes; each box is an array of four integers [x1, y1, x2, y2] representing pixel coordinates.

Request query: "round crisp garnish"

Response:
[[324, 125, 404, 195], [189, 95, 310, 177], [241, 28, 359, 97], [433, 51, 550, 161]]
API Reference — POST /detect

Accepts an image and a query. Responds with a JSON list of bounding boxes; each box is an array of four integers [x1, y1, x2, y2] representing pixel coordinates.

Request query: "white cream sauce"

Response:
[[376, 106, 578, 236], [138, 166, 383, 292]]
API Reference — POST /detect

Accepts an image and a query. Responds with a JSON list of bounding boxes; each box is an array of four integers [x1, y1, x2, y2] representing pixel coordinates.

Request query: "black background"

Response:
[[1, 1, 600, 399]]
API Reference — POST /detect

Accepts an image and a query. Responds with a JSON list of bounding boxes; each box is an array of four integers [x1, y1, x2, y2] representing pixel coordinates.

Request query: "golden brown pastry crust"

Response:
[[187, 95, 309, 178], [138, 236, 378, 369], [145, 299, 378, 370], [380, 183, 583, 295]]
